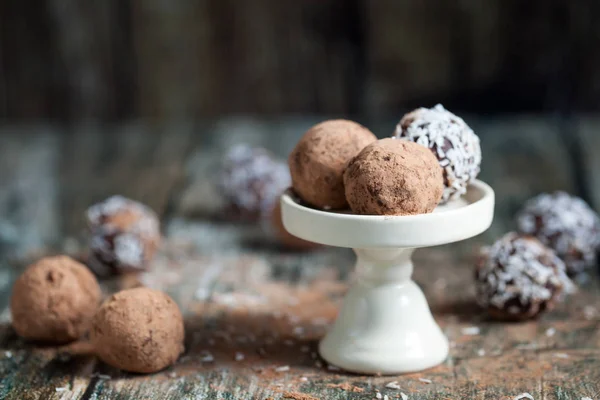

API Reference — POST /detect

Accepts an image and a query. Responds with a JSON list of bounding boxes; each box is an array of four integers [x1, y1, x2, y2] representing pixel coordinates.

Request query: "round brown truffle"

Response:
[[288, 120, 377, 210], [517, 191, 600, 278], [343, 138, 443, 215], [271, 201, 320, 251], [475, 232, 572, 321], [87, 196, 161, 276], [91, 288, 185, 373], [10, 255, 101, 343]]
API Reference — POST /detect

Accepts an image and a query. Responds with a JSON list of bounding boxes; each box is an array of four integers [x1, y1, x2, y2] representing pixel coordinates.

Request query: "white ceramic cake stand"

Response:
[[280, 180, 495, 375]]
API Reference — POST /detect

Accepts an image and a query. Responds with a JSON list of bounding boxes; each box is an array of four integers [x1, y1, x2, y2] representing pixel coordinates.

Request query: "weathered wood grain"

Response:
[[0, 119, 599, 399]]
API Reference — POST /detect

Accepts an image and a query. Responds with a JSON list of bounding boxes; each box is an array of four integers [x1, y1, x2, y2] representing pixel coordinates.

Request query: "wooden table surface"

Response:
[[0, 118, 599, 399]]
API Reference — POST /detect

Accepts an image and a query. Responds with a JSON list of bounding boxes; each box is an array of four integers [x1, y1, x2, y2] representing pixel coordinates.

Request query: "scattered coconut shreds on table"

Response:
[[383, 395, 390, 400], [200, 352, 214, 363], [300, 377, 308, 382], [4, 351, 12, 358], [477, 349, 486, 356], [401, 393, 409, 400], [55, 387, 68, 393], [385, 381, 401, 390], [461, 326, 480, 336], [516, 343, 538, 350], [275, 365, 290, 372], [581, 397, 592, 400], [545, 327, 556, 337], [514, 393, 534, 400], [553, 353, 569, 359], [418, 378, 433, 384], [375, 392, 383, 399], [234, 352, 245, 361]]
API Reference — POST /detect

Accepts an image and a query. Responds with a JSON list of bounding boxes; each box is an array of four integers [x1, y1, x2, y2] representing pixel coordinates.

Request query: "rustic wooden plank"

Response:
[[0, 119, 599, 399]]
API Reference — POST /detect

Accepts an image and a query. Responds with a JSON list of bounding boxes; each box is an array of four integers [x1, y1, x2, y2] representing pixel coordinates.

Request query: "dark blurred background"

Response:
[[2, 0, 600, 120], [1, 0, 600, 260]]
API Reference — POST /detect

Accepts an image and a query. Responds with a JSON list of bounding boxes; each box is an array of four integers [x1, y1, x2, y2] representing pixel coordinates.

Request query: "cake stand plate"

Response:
[[281, 180, 495, 375]]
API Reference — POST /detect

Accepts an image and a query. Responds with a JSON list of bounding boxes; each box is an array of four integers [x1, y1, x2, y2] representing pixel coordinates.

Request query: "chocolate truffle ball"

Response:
[[217, 145, 291, 221], [517, 191, 600, 277], [271, 201, 320, 251], [475, 232, 572, 321], [87, 196, 161, 276], [91, 288, 185, 373], [10, 256, 101, 343], [394, 104, 481, 204], [343, 138, 443, 216], [289, 120, 377, 210]]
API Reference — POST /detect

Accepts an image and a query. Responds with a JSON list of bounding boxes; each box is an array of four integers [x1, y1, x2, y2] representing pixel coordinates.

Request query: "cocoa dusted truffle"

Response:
[[10, 256, 101, 343], [87, 196, 161, 276], [271, 201, 320, 251], [218, 145, 291, 221], [343, 138, 443, 216], [517, 192, 600, 277], [289, 120, 377, 210], [394, 104, 481, 204], [475, 232, 572, 321], [91, 288, 185, 373]]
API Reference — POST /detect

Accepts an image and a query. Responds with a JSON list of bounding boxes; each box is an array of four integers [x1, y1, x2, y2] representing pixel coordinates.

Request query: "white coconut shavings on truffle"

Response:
[[86, 195, 160, 273], [517, 191, 600, 276], [218, 145, 291, 217], [394, 104, 481, 204], [475, 232, 572, 318], [113, 233, 145, 268]]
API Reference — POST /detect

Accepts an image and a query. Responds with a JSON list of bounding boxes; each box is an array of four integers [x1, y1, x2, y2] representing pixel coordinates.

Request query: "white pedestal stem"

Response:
[[318, 248, 449, 375]]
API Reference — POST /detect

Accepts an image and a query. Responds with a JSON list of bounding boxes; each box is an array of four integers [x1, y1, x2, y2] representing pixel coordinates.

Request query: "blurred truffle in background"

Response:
[[217, 145, 291, 222], [87, 196, 161, 277], [475, 232, 572, 321], [517, 192, 600, 279]]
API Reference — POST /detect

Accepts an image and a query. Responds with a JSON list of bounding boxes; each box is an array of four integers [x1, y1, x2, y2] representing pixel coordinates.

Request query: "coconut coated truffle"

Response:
[[517, 191, 600, 277], [217, 145, 291, 221], [91, 287, 185, 373], [343, 138, 443, 216], [10, 256, 101, 343], [289, 120, 377, 210], [87, 196, 161, 276], [475, 232, 572, 321], [394, 104, 481, 204]]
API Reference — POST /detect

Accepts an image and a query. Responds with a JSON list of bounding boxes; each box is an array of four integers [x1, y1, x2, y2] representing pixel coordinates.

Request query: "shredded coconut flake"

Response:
[[234, 352, 245, 361], [545, 327, 556, 337], [514, 393, 534, 400], [461, 326, 480, 336], [275, 365, 290, 372], [553, 353, 569, 359], [385, 381, 401, 390], [418, 378, 432, 384], [401, 393, 409, 400], [55, 387, 68, 392]]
